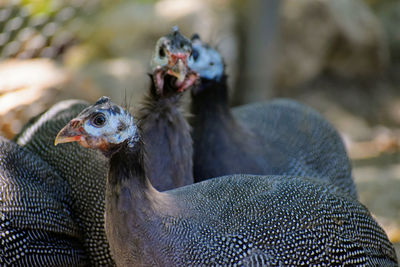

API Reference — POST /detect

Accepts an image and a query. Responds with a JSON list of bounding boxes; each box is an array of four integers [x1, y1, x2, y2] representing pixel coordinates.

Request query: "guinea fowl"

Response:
[[189, 35, 357, 198], [9, 28, 197, 265], [138, 26, 197, 190], [55, 96, 397, 266], [0, 135, 87, 266]]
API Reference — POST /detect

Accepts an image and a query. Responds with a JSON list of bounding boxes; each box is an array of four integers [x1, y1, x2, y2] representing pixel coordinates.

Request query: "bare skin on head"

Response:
[[55, 96, 137, 157], [151, 27, 199, 93]]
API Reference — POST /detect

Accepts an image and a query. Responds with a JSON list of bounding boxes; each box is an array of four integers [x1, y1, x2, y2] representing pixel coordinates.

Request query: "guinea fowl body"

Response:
[[57, 97, 398, 266], [0, 135, 87, 266], [232, 99, 356, 196], [15, 99, 114, 266], [191, 81, 355, 197], [189, 37, 356, 198], [107, 141, 397, 266]]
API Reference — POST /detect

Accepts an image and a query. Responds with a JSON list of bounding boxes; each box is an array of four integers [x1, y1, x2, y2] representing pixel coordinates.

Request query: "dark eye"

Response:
[[192, 49, 199, 61], [159, 47, 165, 58], [209, 62, 214, 66], [92, 113, 106, 127]]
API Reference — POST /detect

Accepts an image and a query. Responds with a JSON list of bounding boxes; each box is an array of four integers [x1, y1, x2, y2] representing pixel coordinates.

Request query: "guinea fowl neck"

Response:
[[137, 74, 194, 191], [107, 137, 173, 210], [147, 74, 182, 104], [106, 135, 180, 266], [191, 75, 232, 121], [108, 139, 148, 188]]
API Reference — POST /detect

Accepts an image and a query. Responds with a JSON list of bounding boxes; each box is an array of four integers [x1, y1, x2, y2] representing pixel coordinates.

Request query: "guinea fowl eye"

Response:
[[92, 113, 106, 127], [209, 62, 214, 66], [159, 47, 166, 58], [192, 49, 199, 61]]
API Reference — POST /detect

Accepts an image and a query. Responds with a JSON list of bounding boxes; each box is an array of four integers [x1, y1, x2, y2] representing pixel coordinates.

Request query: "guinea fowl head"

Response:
[[151, 26, 199, 94], [188, 34, 224, 83], [54, 96, 138, 157]]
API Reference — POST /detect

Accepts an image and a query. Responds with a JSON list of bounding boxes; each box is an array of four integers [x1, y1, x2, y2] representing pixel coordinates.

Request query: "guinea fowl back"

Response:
[[0, 136, 87, 266], [15, 100, 114, 266], [169, 174, 396, 266], [233, 99, 356, 198]]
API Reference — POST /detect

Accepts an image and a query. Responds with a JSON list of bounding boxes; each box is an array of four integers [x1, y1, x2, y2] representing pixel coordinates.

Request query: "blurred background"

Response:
[[0, 0, 399, 257]]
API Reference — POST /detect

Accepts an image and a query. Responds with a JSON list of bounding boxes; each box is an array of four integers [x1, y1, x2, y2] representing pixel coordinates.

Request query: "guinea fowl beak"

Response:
[[165, 53, 199, 92], [167, 53, 188, 83], [54, 119, 85, 146]]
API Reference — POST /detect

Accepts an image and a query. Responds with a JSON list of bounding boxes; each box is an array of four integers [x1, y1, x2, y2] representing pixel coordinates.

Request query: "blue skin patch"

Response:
[[81, 100, 138, 147], [188, 37, 224, 81]]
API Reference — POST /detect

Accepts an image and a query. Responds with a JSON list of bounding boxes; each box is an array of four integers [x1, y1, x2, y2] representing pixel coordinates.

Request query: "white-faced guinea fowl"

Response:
[[0, 134, 87, 266], [55, 96, 397, 266], [189, 35, 357, 199], [6, 28, 198, 265]]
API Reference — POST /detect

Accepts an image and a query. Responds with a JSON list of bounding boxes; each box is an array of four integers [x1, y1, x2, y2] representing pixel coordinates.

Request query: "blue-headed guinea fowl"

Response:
[[8, 28, 197, 265], [189, 35, 357, 199], [56, 96, 397, 266]]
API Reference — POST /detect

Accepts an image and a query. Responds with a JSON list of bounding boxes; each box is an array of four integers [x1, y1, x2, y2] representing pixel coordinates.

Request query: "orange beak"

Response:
[[54, 119, 85, 146], [167, 52, 189, 82]]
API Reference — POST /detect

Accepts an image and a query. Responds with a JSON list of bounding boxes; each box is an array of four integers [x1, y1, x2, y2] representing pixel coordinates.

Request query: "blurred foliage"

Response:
[[0, 0, 99, 59], [364, 0, 398, 9], [21, 0, 54, 15]]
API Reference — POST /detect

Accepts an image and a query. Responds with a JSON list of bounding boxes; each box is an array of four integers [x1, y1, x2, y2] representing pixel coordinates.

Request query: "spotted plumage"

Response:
[[0, 135, 87, 266], [56, 96, 398, 266], [15, 100, 114, 266]]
